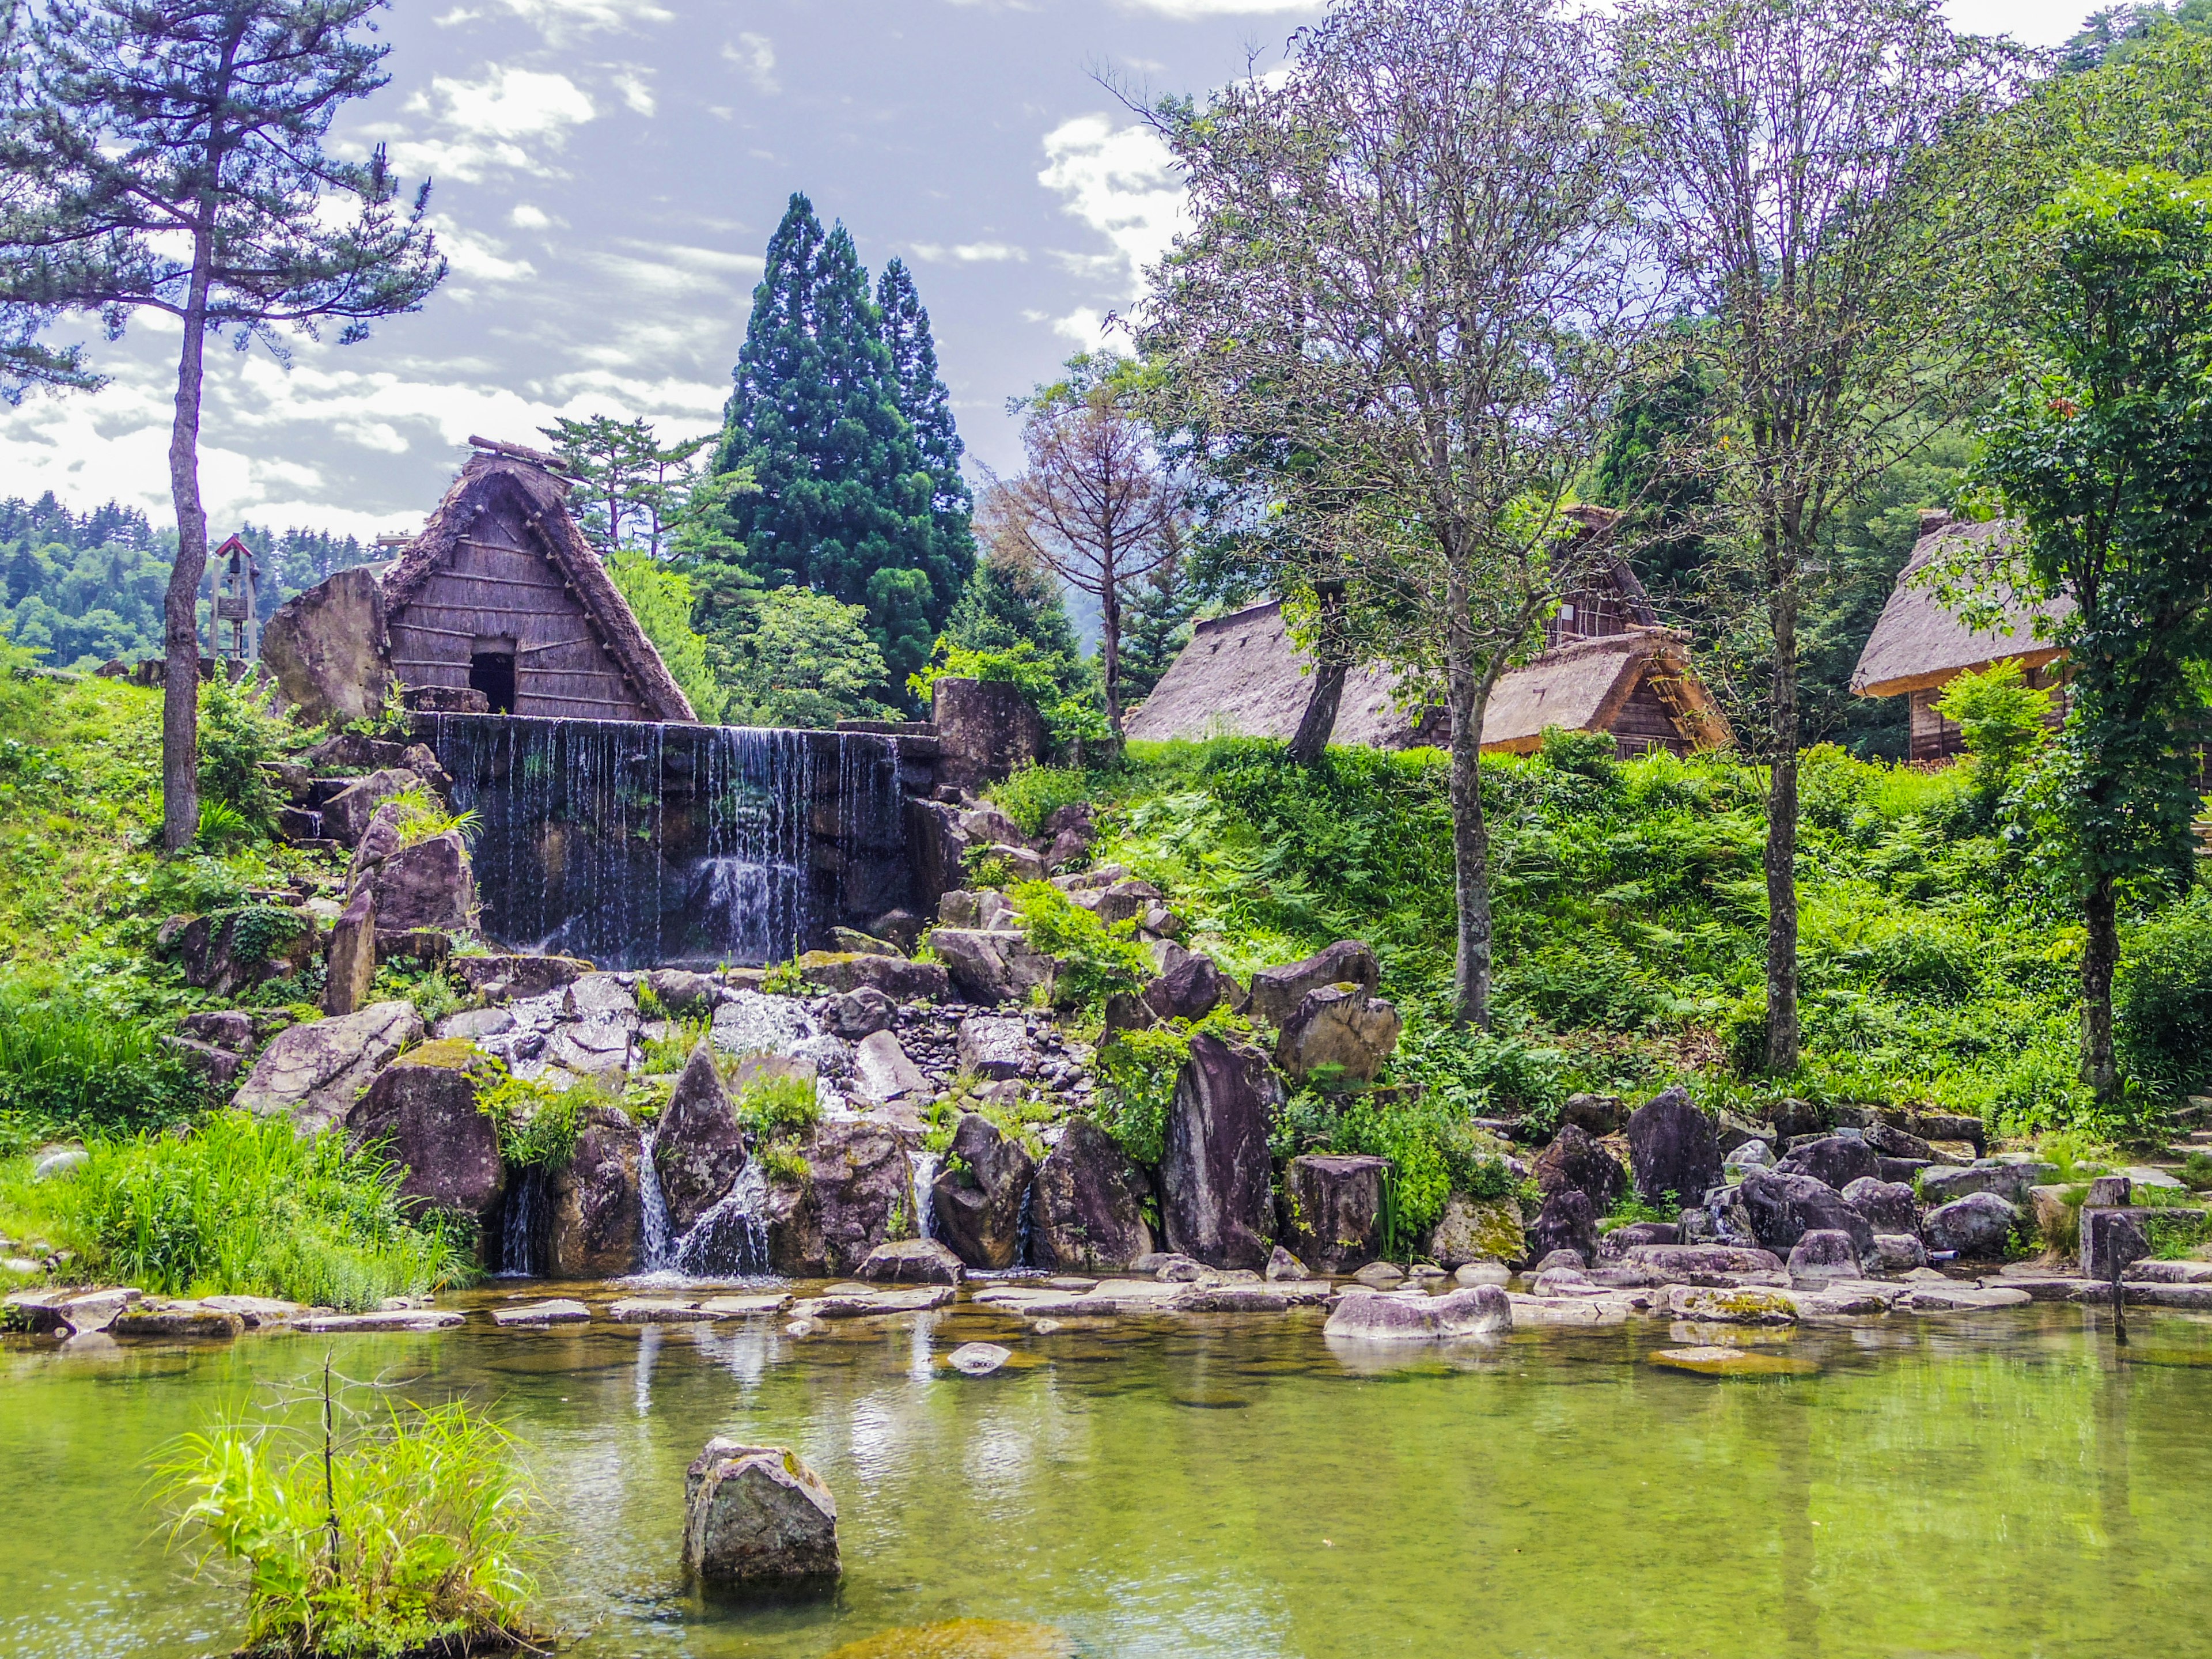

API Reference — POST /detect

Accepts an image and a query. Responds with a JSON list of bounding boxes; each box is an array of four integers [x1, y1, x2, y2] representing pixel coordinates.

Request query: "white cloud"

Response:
[[908, 240, 1027, 264], [509, 203, 553, 229], [1050, 306, 1113, 349], [433, 220, 537, 283], [724, 34, 778, 93], [478, 0, 672, 40], [1037, 115, 1185, 296], [610, 67, 656, 116], [366, 67, 596, 182]]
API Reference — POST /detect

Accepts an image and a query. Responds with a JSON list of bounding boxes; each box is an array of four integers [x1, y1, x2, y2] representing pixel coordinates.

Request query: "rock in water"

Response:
[[233, 999, 424, 1135], [1160, 1035, 1280, 1270], [683, 1438, 840, 1585], [1786, 1228, 1862, 1283], [1247, 940, 1381, 1025], [1536, 1124, 1627, 1213], [550, 1107, 645, 1277], [1922, 1191, 2021, 1258], [1323, 1285, 1512, 1342], [932, 1114, 1036, 1270], [764, 1120, 923, 1277], [656, 1044, 749, 1236], [1273, 987, 1403, 1087], [1423, 1194, 1526, 1269], [1525, 1190, 1597, 1267], [946, 1342, 1012, 1376], [345, 1041, 505, 1230], [1626, 1086, 1723, 1208], [857, 1238, 965, 1285], [1281, 1153, 1390, 1272], [1265, 1244, 1312, 1282], [1737, 1170, 1876, 1257], [1031, 1119, 1157, 1271]]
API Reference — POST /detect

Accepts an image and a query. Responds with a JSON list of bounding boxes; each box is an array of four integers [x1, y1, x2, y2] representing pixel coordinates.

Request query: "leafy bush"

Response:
[[1933, 657, 2051, 807], [1537, 724, 1620, 782], [0, 984, 206, 1143], [1090, 1013, 1252, 1168], [160, 1394, 541, 1659], [1008, 880, 1153, 1012], [734, 1072, 820, 1136], [2115, 892, 2212, 1099], [381, 786, 479, 849], [5, 1112, 470, 1307], [989, 762, 1108, 839], [195, 672, 293, 838], [908, 639, 1109, 747], [476, 1071, 586, 1172]]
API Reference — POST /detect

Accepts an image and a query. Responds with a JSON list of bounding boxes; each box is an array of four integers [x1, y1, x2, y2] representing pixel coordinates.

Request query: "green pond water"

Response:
[[7, 1287, 2212, 1658]]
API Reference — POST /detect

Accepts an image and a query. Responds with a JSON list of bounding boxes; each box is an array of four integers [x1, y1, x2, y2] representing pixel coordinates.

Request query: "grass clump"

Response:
[[160, 1391, 541, 1659], [0, 984, 208, 1150], [382, 786, 480, 850], [0, 1112, 471, 1308], [734, 1071, 820, 1137], [476, 1072, 585, 1173], [1008, 880, 1152, 1013]]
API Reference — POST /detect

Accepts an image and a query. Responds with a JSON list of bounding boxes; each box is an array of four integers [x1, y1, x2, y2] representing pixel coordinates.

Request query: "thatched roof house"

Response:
[[381, 440, 695, 722], [1126, 565, 1732, 759], [263, 438, 695, 726], [1851, 513, 2067, 763]]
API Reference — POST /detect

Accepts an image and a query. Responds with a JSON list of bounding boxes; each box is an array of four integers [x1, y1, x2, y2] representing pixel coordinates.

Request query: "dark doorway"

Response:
[[470, 650, 516, 714]]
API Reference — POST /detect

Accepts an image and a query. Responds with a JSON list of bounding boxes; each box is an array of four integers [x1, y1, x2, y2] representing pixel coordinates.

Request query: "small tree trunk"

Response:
[[1288, 581, 1349, 766], [160, 236, 217, 854], [1444, 560, 1495, 1029], [1100, 561, 1125, 739], [1763, 570, 1801, 1073], [2081, 875, 2121, 1107]]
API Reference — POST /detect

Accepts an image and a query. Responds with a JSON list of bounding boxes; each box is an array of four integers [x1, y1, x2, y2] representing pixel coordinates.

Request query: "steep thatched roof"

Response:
[[1852, 516, 2069, 699], [1123, 600, 1732, 754], [382, 447, 696, 723]]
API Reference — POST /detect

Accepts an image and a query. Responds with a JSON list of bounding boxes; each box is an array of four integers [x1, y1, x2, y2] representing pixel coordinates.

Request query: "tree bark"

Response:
[[1288, 581, 1349, 766], [160, 230, 217, 854], [1763, 571, 1801, 1073], [1100, 547, 1124, 738], [1444, 558, 1494, 1029], [2081, 875, 2120, 1107]]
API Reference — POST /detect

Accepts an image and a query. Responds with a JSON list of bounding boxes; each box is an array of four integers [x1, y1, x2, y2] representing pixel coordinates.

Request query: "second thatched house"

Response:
[[262, 438, 696, 727], [1126, 524, 1731, 758]]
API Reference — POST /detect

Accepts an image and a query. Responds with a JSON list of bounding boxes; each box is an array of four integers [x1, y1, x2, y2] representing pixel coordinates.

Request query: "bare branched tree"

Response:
[[983, 360, 1189, 736], [1614, 0, 2026, 1071], [1139, 0, 1660, 1027]]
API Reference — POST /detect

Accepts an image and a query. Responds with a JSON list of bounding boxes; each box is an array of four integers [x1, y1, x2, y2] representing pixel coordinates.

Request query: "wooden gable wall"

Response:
[[385, 495, 655, 722]]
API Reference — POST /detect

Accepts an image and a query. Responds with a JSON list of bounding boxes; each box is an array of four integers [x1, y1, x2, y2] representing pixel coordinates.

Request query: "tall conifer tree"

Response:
[[714, 195, 970, 694], [877, 257, 975, 577]]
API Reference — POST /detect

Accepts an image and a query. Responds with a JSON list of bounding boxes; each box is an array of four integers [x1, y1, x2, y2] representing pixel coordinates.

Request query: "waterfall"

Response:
[[494, 1165, 548, 1277], [674, 1162, 771, 1277], [637, 1126, 674, 1271], [908, 1150, 939, 1244], [1015, 1177, 1036, 1269], [427, 713, 904, 970]]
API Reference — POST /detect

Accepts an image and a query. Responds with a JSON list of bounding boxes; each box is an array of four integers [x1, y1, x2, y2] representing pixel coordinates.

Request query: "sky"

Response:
[[0, 0, 2105, 543]]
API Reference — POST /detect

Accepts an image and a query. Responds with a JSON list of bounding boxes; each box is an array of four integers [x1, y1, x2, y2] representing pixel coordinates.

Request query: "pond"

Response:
[[7, 1289, 2211, 1658]]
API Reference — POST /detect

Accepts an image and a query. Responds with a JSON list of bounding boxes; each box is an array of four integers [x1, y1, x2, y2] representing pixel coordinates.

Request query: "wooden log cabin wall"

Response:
[[378, 445, 695, 725]]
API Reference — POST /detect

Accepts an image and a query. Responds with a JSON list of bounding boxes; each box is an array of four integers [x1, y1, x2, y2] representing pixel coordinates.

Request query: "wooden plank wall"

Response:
[[1605, 672, 1690, 756], [385, 502, 652, 721]]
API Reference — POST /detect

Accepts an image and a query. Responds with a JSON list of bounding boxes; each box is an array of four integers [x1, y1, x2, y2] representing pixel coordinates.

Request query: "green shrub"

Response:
[[1093, 1022, 1203, 1168], [159, 1393, 541, 1659], [1537, 724, 1620, 782], [6, 1112, 471, 1308], [1008, 880, 1153, 1012], [2116, 893, 2212, 1099], [988, 763, 1107, 838], [476, 1071, 585, 1172], [757, 1137, 809, 1185], [734, 1072, 820, 1136], [195, 672, 294, 838]]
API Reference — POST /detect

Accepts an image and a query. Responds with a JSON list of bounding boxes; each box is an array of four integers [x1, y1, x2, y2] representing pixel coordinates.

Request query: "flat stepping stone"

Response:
[[815, 1286, 954, 1317], [700, 1293, 793, 1317], [112, 1306, 245, 1339], [1650, 1346, 1820, 1378], [200, 1295, 300, 1327], [609, 1298, 712, 1323], [1900, 1284, 2031, 1312], [493, 1299, 590, 1327], [1044, 1277, 1096, 1292], [293, 1309, 465, 1332], [945, 1342, 1013, 1376], [1508, 1294, 1632, 1326]]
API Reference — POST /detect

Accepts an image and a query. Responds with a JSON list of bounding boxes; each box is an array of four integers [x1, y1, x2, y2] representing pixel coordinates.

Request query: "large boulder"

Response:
[[1282, 1154, 1391, 1273], [233, 1001, 425, 1135], [1920, 1161, 2058, 1209], [931, 1113, 1037, 1270], [956, 1015, 1030, 1080], [1526, 1189, 1599, 1267], [1626, 1087, 1722, 1209], [1423, 1194, 1527, 1268], [856, 1237, 965, 1285], [655, 1045, 749, 1237], [1787, 1229, 1862, 1284], [453, 955, 592, 1002], [359, 831, 475, 936], [1840, 1176, 1919, 1236], [1775, 1135, 1882, 1192], [323, 889, 377, 1016], [1274, 987, 1403, 1088], [1143, 953, 1243, 1024], [850, 1031, 929, 1108], [932, 677, 1044, 791], [682, 1438, 840, 1585], [1032, 1119, 1157, 1271], [763, 1119, 922, 1277], [165, 907, 318, 999], [1535, 1124, 1627, 1213], [1248, 941, 1381, 1025], [320, 768, 423, 849], [1737, 1170, 1875, 1257], [928, 929, 1057, 1006], [344, 1040, 504, 1229], [1923, 1191, 2020, 1258], [260, 566, 391, 727], [1160, 1035, 1280, 1270], [549, 1107, 645, 1277], [2080, 1206, 2166, 1282], [1323, 1284, 1512, 1342], [794, 952, 950, 1002]]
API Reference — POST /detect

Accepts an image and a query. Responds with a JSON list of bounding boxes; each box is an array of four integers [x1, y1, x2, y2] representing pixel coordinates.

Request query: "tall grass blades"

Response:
[[39, 1113, 471, 1308], [160, 1394, 542, 1658], [0, 983, 204, 1143]]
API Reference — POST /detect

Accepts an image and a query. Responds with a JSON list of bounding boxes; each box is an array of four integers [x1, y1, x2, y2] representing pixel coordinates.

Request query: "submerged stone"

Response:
[[821, 1620, 1075, 1659], [1648, 1346, 1820, 1378]]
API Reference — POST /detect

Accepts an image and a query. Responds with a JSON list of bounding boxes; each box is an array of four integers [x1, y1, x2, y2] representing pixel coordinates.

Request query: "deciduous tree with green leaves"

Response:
[[1975, 166, 2212, 1108], [0, 0, 443, 851]]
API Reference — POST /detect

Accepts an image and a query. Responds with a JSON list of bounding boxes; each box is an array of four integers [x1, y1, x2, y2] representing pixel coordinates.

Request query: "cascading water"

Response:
[[908, 1150, 940, 1244], [427, 713, 904, 969], [634, 1128, 772, 1280], [637, 1126, 674, 1270], [494, 1165, 549, 1277]]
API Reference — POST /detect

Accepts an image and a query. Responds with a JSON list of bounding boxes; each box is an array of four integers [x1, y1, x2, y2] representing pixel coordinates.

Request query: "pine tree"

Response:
[[877, 256, 975, 578], [1119, 554, 1198, 704], [713, 195, 968, 685], [944, 550, 1082, 663]]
